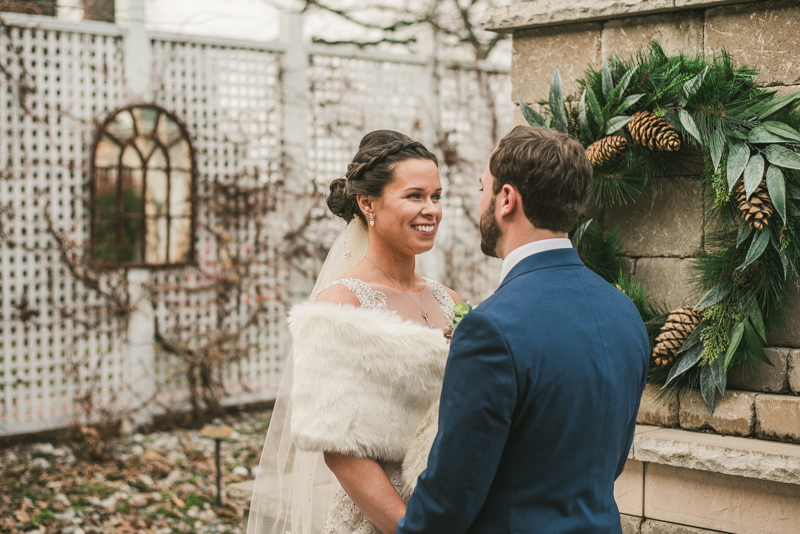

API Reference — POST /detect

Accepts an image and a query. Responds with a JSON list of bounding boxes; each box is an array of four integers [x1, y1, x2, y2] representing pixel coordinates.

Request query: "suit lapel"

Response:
[[498, 248, 584, 290]]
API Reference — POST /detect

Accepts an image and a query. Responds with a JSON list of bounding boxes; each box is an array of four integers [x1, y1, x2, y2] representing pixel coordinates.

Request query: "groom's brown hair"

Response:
[[490, 126, 592, 233]]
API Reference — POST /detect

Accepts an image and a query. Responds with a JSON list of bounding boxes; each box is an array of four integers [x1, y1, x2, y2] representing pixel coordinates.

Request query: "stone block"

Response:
[[637, 383, 679, 427], [621, 514, 644, 534], [483, 0, 675, 32], [633, 426, 800, 486], [641, 518, 735, 534], [512, 105, 527, 127], [512, 23, 601, 104], [789, 350, 800, 395], [755, 394, 800, 444], [604, 178, 703, 258], [679, 390, 755, 437], [705, 0, 800, 87], [602, 11, 703, 58], [631, 258, 697, 311], [768, 279, 800, 348], [728, 348, 790, 393], [772, 84, 800, 97], [644, 463, 800, 534], [615, 460, 644, 516]]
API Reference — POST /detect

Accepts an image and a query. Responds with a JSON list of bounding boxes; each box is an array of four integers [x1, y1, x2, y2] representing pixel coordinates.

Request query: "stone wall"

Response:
[[493, 0, 800, 348], [485, 1, 800, 532]]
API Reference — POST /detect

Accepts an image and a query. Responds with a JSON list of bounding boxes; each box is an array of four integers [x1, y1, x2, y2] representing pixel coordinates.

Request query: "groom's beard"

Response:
[[479, 200, 502, 258]]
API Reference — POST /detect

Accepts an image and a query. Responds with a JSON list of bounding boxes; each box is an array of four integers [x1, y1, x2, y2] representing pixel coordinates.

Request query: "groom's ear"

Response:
[[497, 184, 518, 218]]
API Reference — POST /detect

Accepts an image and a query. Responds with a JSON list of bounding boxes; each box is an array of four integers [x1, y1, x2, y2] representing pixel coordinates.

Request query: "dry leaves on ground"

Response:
[[0, 410, 270, 534]]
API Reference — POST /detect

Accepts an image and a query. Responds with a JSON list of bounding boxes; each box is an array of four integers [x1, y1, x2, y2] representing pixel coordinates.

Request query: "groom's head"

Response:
[[479, 126, 592, 258]]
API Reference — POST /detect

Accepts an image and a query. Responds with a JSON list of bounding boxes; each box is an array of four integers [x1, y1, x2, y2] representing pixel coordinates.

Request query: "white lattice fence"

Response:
[[148, 36, 288, 410], [0, 13, 510, 436], [0, 17, 128, 434]]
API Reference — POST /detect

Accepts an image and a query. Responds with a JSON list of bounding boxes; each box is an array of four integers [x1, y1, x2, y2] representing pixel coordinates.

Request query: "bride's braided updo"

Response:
[[328, 130, 438, 224]]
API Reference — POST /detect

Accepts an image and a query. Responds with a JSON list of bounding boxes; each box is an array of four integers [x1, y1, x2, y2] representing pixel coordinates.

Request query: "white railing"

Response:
[[0, 9, 510, 436]]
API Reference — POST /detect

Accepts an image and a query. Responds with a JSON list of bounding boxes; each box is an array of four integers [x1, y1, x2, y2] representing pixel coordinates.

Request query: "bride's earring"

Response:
[[369, 212, 375, 227]]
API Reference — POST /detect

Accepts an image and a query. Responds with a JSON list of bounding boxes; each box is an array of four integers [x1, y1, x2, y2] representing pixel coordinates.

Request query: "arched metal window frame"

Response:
[[90, 103, 198, 269]]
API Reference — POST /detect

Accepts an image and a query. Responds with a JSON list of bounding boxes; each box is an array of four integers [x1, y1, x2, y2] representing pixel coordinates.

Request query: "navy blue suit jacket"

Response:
[[397, 248, 649, 534]]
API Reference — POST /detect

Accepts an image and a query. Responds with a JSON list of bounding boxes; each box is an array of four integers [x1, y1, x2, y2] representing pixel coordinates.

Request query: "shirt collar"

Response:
[[499, 238, 573, 283]]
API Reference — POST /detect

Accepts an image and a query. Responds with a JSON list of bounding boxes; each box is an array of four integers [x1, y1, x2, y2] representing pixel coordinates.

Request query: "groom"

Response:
[[397, 126, 649, 533]]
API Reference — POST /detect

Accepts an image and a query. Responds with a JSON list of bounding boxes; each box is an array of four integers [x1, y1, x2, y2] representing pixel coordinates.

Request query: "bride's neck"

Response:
[[364, 240, 418, 288]]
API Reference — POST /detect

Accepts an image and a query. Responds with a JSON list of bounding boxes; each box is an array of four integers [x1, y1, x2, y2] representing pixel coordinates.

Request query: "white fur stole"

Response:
[[288, 302, 448, 469]]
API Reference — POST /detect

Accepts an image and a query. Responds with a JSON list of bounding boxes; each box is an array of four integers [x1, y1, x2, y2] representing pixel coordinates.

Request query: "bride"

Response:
[[247, 130, 461, 534]]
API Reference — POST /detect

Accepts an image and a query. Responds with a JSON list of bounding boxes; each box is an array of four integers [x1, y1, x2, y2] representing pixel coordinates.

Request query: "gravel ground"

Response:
[[1, 411, 271, 534]]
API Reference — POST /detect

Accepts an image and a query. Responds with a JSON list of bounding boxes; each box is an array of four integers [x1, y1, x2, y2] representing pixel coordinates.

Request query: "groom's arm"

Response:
[[397, 309, 517, 534]]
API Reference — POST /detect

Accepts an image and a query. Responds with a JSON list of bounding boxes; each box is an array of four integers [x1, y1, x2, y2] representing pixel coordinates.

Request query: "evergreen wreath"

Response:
[[523, 42, 800, 413]]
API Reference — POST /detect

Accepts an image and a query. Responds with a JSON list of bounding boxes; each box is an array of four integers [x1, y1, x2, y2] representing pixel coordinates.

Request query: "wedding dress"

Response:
[[247, 220, 454, 534]]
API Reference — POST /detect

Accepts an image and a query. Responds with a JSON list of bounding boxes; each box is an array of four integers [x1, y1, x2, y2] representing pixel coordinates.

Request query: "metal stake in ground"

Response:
[[200, 422, 235, 506]]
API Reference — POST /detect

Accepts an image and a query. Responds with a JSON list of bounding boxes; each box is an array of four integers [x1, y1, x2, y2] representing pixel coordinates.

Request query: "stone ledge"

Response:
[[632, 426, 800, 486], [482, 0, 755, 33]]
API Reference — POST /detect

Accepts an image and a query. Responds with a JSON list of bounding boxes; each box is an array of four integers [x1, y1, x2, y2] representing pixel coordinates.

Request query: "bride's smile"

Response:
[[367, 157, 442, 256]]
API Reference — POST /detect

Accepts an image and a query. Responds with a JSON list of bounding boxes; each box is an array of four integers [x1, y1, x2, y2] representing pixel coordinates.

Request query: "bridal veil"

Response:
[[247, 219, 369, 534]]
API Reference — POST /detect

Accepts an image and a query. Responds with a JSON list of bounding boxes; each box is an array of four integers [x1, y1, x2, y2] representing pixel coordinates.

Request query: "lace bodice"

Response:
[[319, 277, 455, 324]]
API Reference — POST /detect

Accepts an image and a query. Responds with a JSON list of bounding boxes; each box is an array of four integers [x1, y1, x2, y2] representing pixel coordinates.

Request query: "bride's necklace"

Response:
[[365, 257, 434, 329]]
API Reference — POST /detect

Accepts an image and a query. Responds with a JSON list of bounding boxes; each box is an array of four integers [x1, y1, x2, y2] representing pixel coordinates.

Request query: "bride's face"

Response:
[[370, 158, 442, 256]]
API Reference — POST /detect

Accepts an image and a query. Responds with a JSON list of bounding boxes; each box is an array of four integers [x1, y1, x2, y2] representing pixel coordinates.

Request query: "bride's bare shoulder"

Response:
[[315, 282, 361, 307]]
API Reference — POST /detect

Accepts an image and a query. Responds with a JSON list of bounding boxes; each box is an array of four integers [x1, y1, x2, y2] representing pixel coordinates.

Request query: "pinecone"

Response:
[[735, 178, 774, 230], [586, 136, 628, 167], [652, 305, 703, 366], [628, 110, 681, 151]]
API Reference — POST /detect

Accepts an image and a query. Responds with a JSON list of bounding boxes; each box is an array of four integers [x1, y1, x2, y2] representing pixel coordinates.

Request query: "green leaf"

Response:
[[743, 154, 765, 199], [550, 67, 570, 135], [770, 230, 790, 280], [518, 98, 546, 128], [743, 319, 774, 367], [710, 128, 724, 172], [695, 285, 731, 311], [745, 299, 767, 344], [545, 116, 553, 128], [729, 130, 749, 140], [758, 92, 800, 120], [727, 142, 750, 191], [602, 58, 613, 99], [738, 228, 770, 270], [678, 108, 702, 144], [700, 364, 717, 413], [571, 219, 593, 248], [711, 356, 727, 397], [787, 182, 800, 199], [615, 93, 644, 115], [585, 86, 603, 128], [766, 165, 787, 223], [748, 155, 771, 201], [762, 121, 800, 143], [616, 66, 638, 99], [677, 320, 709, 355], [736, 220, 753, 247], [723, 321, 745, 371], [748, 126, 795, 144], [578, 90, 593, 143], [606, 115, 632, 135], [766, 145, 800, 170], [664, 342, 705, 387], [683, 66, 709, 100]]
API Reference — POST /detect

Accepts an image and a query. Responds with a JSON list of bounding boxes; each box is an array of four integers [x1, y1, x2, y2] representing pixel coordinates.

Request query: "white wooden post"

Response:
[[416, 25, 447, 283], [118, 0, 152, 100], [118, 0, 156, 425], [280, 14, 313, 302]]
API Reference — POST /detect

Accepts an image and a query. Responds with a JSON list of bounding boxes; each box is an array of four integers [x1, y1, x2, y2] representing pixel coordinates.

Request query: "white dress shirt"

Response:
[[499, 238, 574, 283]]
